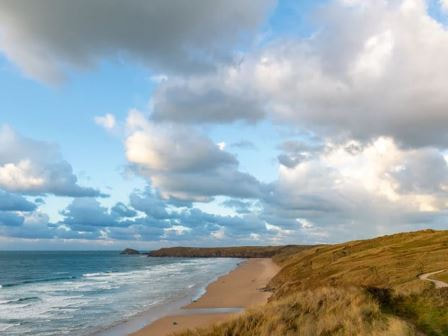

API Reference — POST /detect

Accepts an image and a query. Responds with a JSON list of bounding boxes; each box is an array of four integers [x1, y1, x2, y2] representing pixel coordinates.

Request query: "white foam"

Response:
[[0, 322, 18, 332], [1, 257, 241, 336], [83, 272, 104, 277]]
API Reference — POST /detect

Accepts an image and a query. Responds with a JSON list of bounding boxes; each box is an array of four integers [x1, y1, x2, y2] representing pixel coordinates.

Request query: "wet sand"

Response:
[[130, 258, 279, 336]]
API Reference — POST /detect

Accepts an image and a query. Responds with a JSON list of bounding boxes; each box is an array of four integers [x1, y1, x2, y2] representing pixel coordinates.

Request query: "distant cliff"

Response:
[[147, 245, 312, 258]]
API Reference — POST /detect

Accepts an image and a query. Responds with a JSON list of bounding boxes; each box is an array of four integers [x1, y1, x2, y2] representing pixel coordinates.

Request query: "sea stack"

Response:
[[120, 248, 140, 255]]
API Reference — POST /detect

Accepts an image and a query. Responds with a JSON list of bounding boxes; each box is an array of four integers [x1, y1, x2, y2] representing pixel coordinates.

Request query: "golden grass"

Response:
[[431, 271, 448, 285], [270, 229, 448, 296], [176, 287, 415, 336], [174, 229, 448, 336]]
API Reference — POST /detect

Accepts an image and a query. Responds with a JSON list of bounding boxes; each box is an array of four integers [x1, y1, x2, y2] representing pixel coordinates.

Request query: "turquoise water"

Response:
[[0, 251, 240, 335]]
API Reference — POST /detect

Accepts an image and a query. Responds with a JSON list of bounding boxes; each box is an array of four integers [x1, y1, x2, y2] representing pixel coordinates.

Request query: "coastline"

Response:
[[130, 258, 279, 336], [92, 258, 242, 336]]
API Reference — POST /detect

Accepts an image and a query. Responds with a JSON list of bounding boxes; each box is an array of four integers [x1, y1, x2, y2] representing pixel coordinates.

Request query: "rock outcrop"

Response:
[[120, 248, 140, 255]]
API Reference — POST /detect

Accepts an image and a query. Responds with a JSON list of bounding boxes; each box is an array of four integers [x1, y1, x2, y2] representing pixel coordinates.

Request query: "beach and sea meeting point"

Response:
[[2, 0, 448, 335]]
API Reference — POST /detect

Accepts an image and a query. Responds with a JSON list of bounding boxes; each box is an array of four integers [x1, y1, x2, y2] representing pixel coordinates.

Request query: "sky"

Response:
[[1, 0, 448, 250]]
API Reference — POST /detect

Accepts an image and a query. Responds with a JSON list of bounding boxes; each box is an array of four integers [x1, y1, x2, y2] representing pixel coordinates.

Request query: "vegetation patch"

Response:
[[431, 272, 448, 285]]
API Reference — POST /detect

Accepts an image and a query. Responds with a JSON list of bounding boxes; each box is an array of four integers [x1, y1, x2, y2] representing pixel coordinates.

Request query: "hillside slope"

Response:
[[147, 245, 312, 258], [176, 230, 448, 336]]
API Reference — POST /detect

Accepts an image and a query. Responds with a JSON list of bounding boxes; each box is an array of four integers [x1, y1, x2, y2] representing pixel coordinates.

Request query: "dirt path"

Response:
[[418, 270, 448, 288]]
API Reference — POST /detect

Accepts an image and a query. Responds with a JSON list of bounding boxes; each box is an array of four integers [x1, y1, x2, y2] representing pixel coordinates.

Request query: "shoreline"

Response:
[[130, 258, 279, 336], [92, 258, 243, 336]]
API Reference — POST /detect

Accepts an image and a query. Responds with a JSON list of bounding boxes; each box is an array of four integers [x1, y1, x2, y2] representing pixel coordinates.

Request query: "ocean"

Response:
[[0, 251, 241, 336]]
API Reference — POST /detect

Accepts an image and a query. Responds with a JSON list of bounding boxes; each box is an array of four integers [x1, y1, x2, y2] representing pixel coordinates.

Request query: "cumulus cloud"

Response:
[[5, 0, 448, 246], [129, 188, 177, 220], [221, 199, 254, 214], [151, 73, 266, 123], [0, 183, 275, 244], [60, 198, 135, 231], [263, 136, 448, 241], [151, 0, 448, 148], [125, 110, 262, 201], [0, 125, 104, 197], [0, 0, 274, 82], [54, 192, 270, 243], [0, 189, 37, 211], [111, 202, 137, 218]]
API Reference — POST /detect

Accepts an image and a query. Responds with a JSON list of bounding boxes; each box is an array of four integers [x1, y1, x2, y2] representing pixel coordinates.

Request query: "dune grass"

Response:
[[174, 229, 448, 336], [431, 271, 448, 285], [177, 287, 415, 336]]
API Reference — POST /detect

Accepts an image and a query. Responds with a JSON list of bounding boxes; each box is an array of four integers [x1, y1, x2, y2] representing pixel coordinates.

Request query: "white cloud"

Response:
[[0, 125, 104, 197], [264, 136, 448, 241], [0, 160, 44, 190], [125, 110, 262, 201], [94, 114, 116, 130]]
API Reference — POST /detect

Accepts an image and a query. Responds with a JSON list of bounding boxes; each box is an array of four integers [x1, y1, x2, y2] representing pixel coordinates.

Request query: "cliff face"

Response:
[[147, 245, 313, 258]]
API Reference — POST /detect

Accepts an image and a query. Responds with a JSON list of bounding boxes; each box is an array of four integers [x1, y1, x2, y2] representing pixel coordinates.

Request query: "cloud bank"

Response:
[[151, 0, 448, 148], [0, 0, 275, 82], [2, 0, 448, 246]]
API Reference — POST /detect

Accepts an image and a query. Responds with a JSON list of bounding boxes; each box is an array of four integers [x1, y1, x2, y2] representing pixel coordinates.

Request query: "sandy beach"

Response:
[[130, 258, 279, 336]]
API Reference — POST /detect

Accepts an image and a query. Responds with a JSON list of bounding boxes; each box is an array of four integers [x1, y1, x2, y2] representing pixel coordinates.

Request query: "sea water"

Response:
[[0, 251, 240, 336]]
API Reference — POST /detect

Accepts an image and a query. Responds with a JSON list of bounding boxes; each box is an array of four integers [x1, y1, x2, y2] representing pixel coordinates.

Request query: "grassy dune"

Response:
[[175, 229, 448, 336]]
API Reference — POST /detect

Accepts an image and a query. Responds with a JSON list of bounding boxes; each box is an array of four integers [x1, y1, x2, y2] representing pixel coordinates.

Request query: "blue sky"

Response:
[[1, 0, 448, 249]]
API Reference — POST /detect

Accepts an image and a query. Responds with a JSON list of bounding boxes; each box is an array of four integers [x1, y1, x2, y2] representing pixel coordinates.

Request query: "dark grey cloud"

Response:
[[152, 81, 266, 123], [0, 125, 105, 197], [277, 140, 324, 168], [0, 189, 36, 211], [127, 188, 268, 239], [60, 198, 134, 231], [0, 211, 57, 239], [56, 195, 171, 241], [111, 202, 138, 218], [130, 188, 171, 219], [221, 199, 253, 214], [55, 189, 270, 243], [0, 0, 275, 82], [170, 207, 269, 239], [151, 169, 263, 202], [146, 1, 448, 148]]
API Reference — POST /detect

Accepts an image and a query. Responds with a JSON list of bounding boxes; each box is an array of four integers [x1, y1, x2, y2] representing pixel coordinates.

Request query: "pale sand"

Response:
[[130, 258, 280, 336]]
